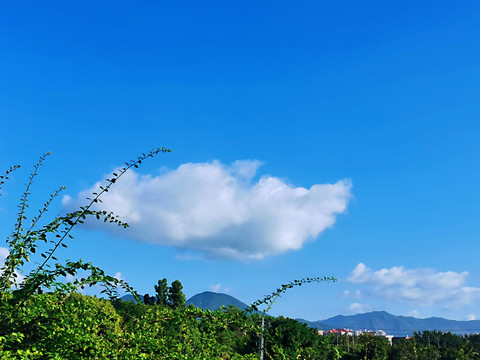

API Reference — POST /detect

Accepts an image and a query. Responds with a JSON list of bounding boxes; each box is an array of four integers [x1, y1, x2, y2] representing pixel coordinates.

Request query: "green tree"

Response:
[[143, 293, 156, 305], [264, 316, 332, 359], [390, 338, 418, 360], [154, 278, 168, 305], [168, 280, 186, 308], [344, 334, 389, 360]]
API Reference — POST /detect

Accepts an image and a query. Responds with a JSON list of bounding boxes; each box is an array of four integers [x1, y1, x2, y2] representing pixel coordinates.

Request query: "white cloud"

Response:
[[405, 310, 421, 318], [209, 284, 232, 293], [349, 302, 371, 314], [0, 247, 9, 260], [348, 263, 480, 308], [114, 272, 123, 281], [174, 253, 204, 261], [0, 247, 24, 285], [466, 314, 476, 321], [344, 289, 362, 299], [63, 160, 352, 260]]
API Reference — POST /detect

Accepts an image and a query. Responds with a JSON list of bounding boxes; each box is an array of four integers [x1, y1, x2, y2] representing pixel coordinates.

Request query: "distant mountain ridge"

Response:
[[299, 311, 480, 337], [120, 293, 480, 337]]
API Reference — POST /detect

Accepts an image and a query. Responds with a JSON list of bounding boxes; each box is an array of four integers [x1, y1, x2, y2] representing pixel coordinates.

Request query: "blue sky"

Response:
[[1, 1, 480, 322]]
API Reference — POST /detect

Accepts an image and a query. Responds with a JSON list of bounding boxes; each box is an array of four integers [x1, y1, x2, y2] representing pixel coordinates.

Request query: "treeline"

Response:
[[328, 330, 480, 360], [3, 290, 480, 359], [0, 290, 338, 359], [143, 278, 186, 308], [0, 275, 339, 359]]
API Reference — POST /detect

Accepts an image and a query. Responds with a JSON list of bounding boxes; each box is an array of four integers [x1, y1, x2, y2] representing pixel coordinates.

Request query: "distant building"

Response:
[[375, 330, 394, 345], [331, 329, 394, 345], [324, 329, 353, 336]]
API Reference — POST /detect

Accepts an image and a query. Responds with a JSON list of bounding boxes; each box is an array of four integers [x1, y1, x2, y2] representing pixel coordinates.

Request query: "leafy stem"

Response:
[[1, 147, 170, 304], [247, 276, 337, 314], [0, 164, 21, 195], [29, 148, 170, 293]]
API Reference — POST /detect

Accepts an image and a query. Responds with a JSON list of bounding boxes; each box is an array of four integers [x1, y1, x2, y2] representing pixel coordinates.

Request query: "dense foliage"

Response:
[[144, 278, 186, 308], [330, 331, 480, 360], [3, 291, 480, 359]]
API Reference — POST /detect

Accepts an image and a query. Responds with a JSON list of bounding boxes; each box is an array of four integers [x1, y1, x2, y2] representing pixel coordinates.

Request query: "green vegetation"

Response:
[[144, 278, 186, 308], [3, 289, 480, 359], [330, 331, 480, 360], [143, 278, 185, 308]]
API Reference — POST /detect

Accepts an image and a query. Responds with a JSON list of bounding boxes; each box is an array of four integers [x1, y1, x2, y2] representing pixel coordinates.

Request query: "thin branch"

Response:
[[27, 185, 66, 233], [28, 148, 170, 295], [246, 276, 337, 314], [0, 164, 21, 196], [14, 152, 51, 239]]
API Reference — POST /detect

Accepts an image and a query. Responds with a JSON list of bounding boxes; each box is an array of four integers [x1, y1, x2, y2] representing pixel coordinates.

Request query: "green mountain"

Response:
[[186, 291, 249, 311], [121, 291, 249, 311], [120, 294, 144, 304]]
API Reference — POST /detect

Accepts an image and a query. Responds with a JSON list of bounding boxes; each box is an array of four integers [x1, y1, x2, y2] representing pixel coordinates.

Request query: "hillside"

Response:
[[186, 291, 249, 311]]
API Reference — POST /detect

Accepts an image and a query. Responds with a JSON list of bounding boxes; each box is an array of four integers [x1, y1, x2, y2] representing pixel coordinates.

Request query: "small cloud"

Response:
[[0, 247, 24, 285], [348, 263, 480, 308], [466, 314, 476, 321], [406, 310, 421, 318], [344, 289, 362, 299], [63, 160, 352, 260], [174, 253, 204, 261], [349, 302, 371, 314], [0, 247, 9, 259], [61, 194, 72, 206], [114, 272, 123, 281], [209, 284, 232, 294]]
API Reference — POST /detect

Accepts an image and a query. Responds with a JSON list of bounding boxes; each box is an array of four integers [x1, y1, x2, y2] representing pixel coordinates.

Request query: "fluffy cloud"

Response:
[[63, 160, 351, 260], [349, 302, 371, 314], [209, 284, 232, 293], [348, 263, 480, 308]]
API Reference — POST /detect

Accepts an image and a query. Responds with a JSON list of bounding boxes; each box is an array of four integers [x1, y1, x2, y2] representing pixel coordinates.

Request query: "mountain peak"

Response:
[[186, 291, 249, 311]]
